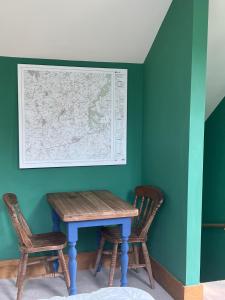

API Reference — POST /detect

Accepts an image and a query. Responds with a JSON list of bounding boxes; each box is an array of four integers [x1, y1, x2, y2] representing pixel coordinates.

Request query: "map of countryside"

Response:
[[18, 65, 127, 168]]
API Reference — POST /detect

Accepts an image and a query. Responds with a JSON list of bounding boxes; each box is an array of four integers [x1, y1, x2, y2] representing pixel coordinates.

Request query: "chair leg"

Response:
[[17, 252, 28, 300], [58, 249, 70, 290], [44, 258, 51, 275], [108, 243, 118, 287], [142, 242, 154, 289], [16, 253, 24, 287], [94, 236, 105, 275], [133, 245, 140, 273]]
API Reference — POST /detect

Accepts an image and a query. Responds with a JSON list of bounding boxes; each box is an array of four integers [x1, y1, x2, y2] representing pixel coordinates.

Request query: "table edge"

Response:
[[47, 191, 139, 222]]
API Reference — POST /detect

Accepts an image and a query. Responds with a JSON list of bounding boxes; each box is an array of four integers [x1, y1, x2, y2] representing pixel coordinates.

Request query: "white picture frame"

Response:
[[18, 64, 127, 169]]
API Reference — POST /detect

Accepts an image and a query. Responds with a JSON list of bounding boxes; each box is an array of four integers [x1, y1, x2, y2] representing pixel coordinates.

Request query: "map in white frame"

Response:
[[18, 64, 127, 168]]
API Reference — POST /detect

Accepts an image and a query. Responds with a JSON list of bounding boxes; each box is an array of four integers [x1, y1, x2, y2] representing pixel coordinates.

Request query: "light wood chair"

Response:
[[94, 185, 164, 288], [3, 193, 70, 300]]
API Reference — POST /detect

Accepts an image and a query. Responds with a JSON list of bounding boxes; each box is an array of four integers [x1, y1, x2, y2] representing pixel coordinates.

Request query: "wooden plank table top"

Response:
[[47, 190, 138, 222]]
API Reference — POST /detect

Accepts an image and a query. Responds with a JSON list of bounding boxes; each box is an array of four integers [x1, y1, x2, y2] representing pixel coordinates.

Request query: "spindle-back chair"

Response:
[[94, 186, 164, 288], [3, 193, 70, 300]]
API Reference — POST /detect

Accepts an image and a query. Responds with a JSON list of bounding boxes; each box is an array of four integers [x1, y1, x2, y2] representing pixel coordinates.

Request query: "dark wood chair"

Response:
[[94, 185, 164, 288], [3, 193, 70, 300]]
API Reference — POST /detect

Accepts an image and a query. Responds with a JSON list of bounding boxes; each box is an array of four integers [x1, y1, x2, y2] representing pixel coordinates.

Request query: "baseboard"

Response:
[[151, 258, 203, 300], [0, 252, 203, 300], [0, 252, 97, 279]]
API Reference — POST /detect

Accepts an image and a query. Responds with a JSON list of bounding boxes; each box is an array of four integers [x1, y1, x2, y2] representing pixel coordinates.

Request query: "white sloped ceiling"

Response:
[[0, 0, 171, 63], [206, 0, 225, 118], [0, 0, 223, 118]]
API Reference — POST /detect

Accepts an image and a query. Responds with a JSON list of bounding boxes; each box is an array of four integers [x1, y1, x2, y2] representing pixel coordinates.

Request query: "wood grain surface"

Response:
[[47, 190, 138, 222]]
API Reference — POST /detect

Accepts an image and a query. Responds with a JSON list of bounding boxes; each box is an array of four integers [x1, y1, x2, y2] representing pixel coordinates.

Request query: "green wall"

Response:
[[0, 56, 143, 260], [142, 0, 208, 285], [0, 2, 210, 287], [201, 97, 225, 282]]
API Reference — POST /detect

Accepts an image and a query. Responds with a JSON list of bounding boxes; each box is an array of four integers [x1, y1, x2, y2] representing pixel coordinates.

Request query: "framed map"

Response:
[[18, 64, 127, 168]]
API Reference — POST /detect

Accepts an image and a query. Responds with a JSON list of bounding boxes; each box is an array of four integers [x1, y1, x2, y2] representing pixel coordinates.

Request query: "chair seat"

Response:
[[24, 232, 67, 253], [102, 226, 145, 243]]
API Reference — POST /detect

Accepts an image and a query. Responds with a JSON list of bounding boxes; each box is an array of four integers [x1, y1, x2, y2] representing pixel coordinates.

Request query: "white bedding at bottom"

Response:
[[40, 287, 155, 300]]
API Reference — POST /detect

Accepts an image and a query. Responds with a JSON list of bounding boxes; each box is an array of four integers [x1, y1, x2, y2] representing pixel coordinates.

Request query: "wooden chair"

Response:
[[94, 185, 164, 288], [3, 193, 70, 300]]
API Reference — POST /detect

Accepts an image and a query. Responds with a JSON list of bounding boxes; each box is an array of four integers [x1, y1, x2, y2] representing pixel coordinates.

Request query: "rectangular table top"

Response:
[[47, 190, 138, 222]]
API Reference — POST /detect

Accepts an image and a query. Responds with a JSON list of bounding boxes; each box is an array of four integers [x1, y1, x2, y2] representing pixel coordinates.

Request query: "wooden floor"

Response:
[[0, 269, 172, 300]]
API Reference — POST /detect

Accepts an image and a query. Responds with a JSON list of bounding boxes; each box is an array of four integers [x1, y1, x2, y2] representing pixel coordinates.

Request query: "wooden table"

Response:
[[47, 190, 138, 295]]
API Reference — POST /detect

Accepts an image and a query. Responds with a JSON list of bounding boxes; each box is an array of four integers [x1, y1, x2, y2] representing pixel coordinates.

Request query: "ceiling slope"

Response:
[[206, 0, 225, 118], [0, 0, 171, 63], [0, 0, 223, 119]]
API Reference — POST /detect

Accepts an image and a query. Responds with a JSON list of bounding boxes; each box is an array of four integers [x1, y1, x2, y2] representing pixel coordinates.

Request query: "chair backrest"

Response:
[[133, 186, 164, 239], [3, 193, 33, 248]]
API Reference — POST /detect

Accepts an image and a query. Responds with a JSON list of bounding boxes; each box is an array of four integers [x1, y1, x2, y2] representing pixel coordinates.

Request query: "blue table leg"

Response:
[[68, 223, 78, 295], [52, 209, 60, 272], [120, 218, 131, 287]]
